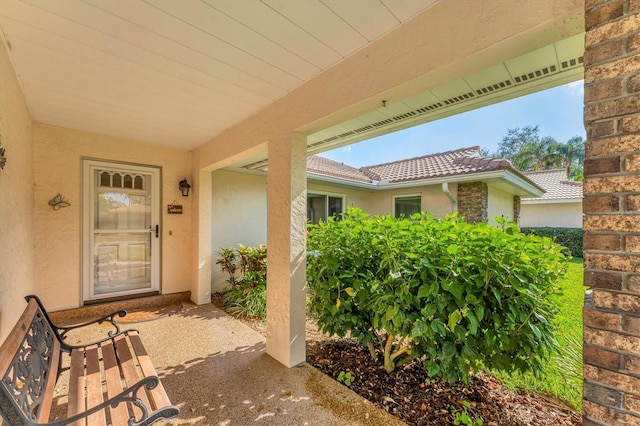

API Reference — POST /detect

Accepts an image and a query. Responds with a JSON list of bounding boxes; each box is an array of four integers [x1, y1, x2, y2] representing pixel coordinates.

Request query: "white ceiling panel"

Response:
[[204, 0, 341, 69], [401, 90, 441, 110], [463, 64, 513, 92], [141, 0, 313, 84], [555, 33, 585, 66], [381, 0, 438, 21], [264, 0, 367, 57], [429, 79, 474, 102], [504, 44, 558, 79], [0, 0, 579, 151], [322, 0, 399, 41]]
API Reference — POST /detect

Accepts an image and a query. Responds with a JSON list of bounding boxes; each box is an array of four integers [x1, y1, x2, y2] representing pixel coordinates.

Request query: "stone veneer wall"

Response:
[[457, 182, 488, 223], [582, 0, 640, 424], [513, 195, 521, 224]]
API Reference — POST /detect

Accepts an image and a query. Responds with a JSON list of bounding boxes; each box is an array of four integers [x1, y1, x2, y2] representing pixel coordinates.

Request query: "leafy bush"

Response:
[[307, 207, 568, 383], [520, 227, 583, 257], [216, 245, 267, 320]]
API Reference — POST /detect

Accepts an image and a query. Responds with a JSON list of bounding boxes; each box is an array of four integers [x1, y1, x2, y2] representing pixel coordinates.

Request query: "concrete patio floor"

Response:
[[52, 302, 406, 426]]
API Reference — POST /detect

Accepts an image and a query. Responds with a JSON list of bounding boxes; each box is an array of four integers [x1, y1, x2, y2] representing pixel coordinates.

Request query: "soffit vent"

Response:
[[441, 91, 475, 105], [514, 65, 557, 84], [560, 56, 583, 70], [475, 79, 512, 96]]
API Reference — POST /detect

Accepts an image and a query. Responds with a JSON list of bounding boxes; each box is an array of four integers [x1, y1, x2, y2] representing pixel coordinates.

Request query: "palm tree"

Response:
[[557, 136, 584, 179], [512, 136, 561, 171]]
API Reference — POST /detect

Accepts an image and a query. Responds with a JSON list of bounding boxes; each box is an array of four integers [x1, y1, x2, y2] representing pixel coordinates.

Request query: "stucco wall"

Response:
[[368, 185, 456, 218], [0, 35, 35, 342], [520, 201, 583, 228], [32, 124, 192, 311], [211, 170, 268, 292], [308, 180, 374, 212], [487, 186, 516, 225]]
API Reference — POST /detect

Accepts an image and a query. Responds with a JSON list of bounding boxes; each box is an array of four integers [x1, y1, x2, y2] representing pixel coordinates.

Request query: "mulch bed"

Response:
[[306, 339, 582, 426], [210, 295, 581, 425]]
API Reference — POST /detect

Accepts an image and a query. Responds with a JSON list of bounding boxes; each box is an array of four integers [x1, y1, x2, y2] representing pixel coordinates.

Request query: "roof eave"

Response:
[[522, 197, 583, 204]]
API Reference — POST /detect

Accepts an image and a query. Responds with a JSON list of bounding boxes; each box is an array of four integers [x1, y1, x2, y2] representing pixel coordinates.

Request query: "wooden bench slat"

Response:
[[1, 297, 178, 426], [68, 347, 87, 426], [114, 333, 152, 420], [101, 340, 131, 425], [85, 345, 106, 426], [128, 332, 172, 410]]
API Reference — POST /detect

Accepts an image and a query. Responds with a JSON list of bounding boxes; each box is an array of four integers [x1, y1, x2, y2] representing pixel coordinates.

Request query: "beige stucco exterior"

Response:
[[0, 0, 584, 367], [521, 201, 583, 228], [487, 186, 516, 225], [31, 125, 193, 311], [0, 30, 35, 340]]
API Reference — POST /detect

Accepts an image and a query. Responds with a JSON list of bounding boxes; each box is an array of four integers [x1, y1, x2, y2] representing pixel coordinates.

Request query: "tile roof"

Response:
[[360, 146, 519, 183], [522, 169, 583, 200], [308, 146, 542, 194], [307, 155, 373, 183]]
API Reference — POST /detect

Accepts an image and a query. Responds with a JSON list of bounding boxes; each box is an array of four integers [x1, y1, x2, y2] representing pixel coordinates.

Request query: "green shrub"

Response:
[[216, 245, 267, 320], [307, 207, 568, 383], [520, 227, 583, 257]]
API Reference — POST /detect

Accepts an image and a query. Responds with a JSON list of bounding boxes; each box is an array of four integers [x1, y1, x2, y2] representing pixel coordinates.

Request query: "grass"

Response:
[[492, 257, 584, 411]]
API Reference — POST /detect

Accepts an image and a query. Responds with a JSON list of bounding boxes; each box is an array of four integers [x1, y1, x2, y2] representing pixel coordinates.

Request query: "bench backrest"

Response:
[[0, 298, 61, 425]]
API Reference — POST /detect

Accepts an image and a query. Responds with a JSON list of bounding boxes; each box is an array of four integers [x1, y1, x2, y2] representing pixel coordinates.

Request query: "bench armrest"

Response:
[[9, 376, 179, 426], [24, 295, 131, 351]]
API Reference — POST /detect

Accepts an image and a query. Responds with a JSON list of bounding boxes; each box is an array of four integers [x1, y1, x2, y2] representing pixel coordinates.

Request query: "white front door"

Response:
[[82, 160, 161, 302]]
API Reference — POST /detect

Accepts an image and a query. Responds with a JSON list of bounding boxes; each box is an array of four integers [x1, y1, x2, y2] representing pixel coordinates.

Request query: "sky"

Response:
[[321, 81, 586, 168]]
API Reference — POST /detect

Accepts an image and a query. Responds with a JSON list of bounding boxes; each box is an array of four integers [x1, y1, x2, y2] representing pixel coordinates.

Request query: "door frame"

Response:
[[81, 159, 162, 303]]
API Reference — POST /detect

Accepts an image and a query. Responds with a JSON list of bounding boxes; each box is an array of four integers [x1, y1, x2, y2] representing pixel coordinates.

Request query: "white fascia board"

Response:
[[522, 197, 583, 205], [500, 170, 545, 197], [307, 172, 376, 189]]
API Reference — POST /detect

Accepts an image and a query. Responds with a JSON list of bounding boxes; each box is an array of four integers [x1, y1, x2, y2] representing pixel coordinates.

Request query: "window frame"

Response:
[[307, 191, 345, 224], [393, 194, 422, 218]]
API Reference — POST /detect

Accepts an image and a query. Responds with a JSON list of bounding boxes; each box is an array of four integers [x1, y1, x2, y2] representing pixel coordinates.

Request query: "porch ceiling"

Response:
[[0, 0, 438, 150]]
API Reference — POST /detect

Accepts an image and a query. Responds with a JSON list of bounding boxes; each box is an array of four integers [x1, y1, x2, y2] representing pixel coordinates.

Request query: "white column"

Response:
[[266, 133, 307, 367], [193, 169, 213, 305]]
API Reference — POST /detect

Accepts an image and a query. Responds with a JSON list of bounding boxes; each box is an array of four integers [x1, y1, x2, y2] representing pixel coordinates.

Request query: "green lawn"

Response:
[[492, 257, 584, 411]]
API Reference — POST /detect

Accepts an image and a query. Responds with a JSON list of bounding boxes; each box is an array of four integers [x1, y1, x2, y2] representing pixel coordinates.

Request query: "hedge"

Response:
[[520, 227, 583, 258]]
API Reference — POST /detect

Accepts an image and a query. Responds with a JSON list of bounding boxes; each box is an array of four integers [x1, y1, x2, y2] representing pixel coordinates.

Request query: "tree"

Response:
[[492, 126, 584, 180], [556, 136, 584, 180], [496, 125, 540, 160]]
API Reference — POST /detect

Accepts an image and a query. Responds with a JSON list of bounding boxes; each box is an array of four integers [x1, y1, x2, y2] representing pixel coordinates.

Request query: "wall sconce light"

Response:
[[179, 178, 191, 197], [0, 136, 6, 170]]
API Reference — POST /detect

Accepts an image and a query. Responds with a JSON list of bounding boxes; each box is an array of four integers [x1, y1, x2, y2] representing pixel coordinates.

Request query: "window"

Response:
[[394, 195, 421, 218], [307, 193, 344, 224]]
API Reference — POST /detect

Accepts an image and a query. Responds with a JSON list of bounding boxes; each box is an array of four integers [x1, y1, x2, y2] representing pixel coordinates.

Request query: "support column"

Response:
[[193, 169, 213, 305], [583, 1, 640, 424], [266, 133, 307, 367]]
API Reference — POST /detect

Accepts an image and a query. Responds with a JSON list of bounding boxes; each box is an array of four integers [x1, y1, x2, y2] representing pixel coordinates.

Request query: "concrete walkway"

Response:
[[57, 302, 405, 426]]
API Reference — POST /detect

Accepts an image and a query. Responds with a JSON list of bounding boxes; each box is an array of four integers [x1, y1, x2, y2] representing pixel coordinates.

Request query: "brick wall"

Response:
[[583, 0, 640, 424], [457, 182, 488, 223]]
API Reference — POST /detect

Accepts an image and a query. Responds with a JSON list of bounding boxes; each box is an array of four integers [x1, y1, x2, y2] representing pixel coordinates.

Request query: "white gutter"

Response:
[[307, 172, 377, 190], [522, 197, 582, 205], [441, 182, 458, 212]]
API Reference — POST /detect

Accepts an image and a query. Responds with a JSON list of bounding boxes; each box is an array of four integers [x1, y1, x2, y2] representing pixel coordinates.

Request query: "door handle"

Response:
[[155, 225, 159, 238]]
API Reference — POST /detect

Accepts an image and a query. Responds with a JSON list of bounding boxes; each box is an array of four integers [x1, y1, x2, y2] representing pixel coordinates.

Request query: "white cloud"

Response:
[[341, 145, 352, 152], [564, 80, 584, 96]]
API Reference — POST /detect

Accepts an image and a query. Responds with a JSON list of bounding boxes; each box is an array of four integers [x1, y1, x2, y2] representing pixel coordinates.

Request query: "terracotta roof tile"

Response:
[[307, 155, 373, 183], [522, 169, 583, 200], [360, 146, 513, 183]]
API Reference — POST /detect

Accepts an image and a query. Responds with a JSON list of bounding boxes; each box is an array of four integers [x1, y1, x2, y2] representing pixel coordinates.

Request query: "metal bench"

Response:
[[0, 295, 179, 426]]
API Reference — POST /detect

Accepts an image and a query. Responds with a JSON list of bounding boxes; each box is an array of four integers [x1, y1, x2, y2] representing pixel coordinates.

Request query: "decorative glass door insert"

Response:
[[83, 160, 160, 301]]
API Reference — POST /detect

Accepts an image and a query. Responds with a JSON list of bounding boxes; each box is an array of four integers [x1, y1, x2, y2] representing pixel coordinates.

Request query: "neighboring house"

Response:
[[211, 146, 544, 291], [520, 169, 583, 228], [306, 146, 544, 224]]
